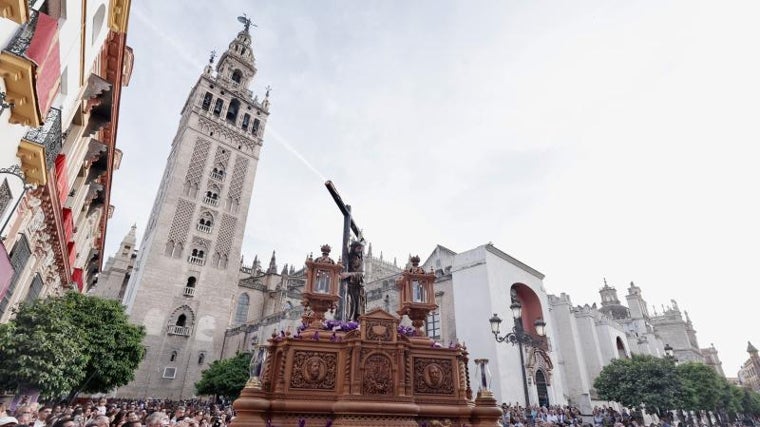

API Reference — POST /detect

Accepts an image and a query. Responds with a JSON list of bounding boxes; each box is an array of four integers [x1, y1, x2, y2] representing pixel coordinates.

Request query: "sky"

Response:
[[106, 1, 760, 376]]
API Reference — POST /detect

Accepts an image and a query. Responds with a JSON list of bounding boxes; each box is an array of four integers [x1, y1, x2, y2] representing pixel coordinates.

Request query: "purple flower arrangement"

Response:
[[397, 325, 416, 337]]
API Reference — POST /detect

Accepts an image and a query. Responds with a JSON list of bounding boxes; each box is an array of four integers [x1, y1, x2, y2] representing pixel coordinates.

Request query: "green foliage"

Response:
[[0, 292, 145, 398], [676, 362, 723, 411], [195, 352, 251, 400], [58, 292, 146, 394], [0, 297, 88, 399], [594, 354, 681, 414]]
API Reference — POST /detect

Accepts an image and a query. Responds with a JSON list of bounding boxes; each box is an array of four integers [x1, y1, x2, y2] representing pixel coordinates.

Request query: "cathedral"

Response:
[[92, 20, 724, 403]]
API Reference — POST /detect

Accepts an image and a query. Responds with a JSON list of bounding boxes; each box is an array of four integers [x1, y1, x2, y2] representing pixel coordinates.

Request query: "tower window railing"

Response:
[[167, 325, 192, 336], [203, 196, 219, 206], [183, 287, 196, 297], [210, 170, 224, 180], [196, 223, 211, 233], [188, 255, 205, 266]]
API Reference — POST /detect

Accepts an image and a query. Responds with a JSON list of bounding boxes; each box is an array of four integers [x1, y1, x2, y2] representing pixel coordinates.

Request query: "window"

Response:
[[241, 113, 250, 130], [198, 353, 206, 364], [170, 351, 177, 362], [0, 178, 12, 219], [176, 314, 187, 327], [186, 277, 197, 288], [202, 92, 212, 111], [252, 118, 260, 135], [163, 367, 177, 379], [24, 274, 44, 303], [234, 293, 249, 324], [92, 4, 106, 44], [226, 99, 240, 123], [426, 310, 441, 339], [213, 99, 224, 116], [0, 235, 32, 318], [231, 69, 242, 83], [204, 191, 219, 206], [211, 167, 224, 180]]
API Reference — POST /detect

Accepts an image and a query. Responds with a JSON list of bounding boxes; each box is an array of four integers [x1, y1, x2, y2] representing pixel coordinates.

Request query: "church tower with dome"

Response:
[[119, 17, 270, 399]]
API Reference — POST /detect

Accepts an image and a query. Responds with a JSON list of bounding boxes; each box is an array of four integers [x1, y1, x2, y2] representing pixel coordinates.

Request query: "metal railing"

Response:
[[167, 325, 191, 336], [203, 196, 218, 206], [210, 171, 224, 180], [196, 223, 211, 233], [187, 255, 205, 266], [183, 287, 195, 297], [24, 107, 62, 168]]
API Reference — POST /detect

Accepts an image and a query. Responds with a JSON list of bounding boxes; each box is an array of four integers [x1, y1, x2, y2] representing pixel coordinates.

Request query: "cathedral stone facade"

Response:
[[117, 22, 270, 399]]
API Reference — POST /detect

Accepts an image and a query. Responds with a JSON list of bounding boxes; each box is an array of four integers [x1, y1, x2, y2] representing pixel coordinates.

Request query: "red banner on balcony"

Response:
[[0, 243, 14, 301], [67, 241, 76, 269], [72, 268, 83, 292], [27, 12, 61, 119], [55, 154, 67, 205], [62, 208, 73, 242]]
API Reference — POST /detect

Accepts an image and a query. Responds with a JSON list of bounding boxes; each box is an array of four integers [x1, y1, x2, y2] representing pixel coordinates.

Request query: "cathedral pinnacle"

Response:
[[748, 341, 758, 354], [267, 250, 277, 274]]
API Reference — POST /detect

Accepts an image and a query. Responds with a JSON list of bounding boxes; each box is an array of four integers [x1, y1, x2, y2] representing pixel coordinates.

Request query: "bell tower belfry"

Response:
[[119, 17, 270, 399]]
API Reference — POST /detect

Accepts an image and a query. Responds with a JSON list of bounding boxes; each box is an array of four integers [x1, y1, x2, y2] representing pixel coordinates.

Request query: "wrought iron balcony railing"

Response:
[[167, 325, 191, 336], [18, 107, 62, 186]]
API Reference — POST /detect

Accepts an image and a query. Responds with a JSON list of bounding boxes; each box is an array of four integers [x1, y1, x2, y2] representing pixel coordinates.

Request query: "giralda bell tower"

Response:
[[121, 18, 270, 399]]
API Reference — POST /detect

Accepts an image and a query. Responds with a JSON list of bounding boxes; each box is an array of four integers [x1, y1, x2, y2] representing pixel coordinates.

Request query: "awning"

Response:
[[55, 153, 67, 205], [25, 11, 61, 119], [62, 207, 73, 242], [72, 267, 83, 292], [0, 242, 14, 301]]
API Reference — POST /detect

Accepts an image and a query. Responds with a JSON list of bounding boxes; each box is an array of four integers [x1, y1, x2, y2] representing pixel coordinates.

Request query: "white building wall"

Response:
[[450, 244, 567, 405]]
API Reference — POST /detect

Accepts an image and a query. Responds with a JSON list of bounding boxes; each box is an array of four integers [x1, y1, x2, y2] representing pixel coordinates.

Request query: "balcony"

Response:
[[210, 170, 224, 180], [183, 287, 195, 297], [17, 107, 62, 186], [187, 255, 205, 266], [203, 196, 218, 206], [196, 223, 211, 233], [167, 325, 191, 336], [0, 10, 60, 127]]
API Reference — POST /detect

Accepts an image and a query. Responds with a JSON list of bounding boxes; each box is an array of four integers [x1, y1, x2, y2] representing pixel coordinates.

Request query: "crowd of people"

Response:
[[0, 399, 234, 427]]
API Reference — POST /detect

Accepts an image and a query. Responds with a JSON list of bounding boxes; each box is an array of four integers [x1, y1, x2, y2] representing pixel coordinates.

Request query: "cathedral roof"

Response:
[[749, 341, 758, 353]]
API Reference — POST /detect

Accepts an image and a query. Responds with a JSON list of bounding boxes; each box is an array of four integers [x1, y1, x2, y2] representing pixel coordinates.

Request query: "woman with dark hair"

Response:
[[51, 417, 76, 427]]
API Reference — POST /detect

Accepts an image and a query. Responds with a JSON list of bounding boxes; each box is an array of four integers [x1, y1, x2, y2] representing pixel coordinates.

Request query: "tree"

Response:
[[195, 352, 251, 401], [0, 297, 88, 399], [594, 354, 681, 414], [57, 292, 145, 395], [677, 362, 723, 412], [0, 292, 145, 399]]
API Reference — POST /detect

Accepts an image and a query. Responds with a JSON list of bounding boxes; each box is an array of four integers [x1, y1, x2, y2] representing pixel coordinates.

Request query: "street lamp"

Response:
[[663, 343, 677, 364], [489, 299, 546, 407]]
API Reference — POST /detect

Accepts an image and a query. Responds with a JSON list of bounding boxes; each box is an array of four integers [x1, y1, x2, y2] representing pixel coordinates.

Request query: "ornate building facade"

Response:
[[0, 0, 133, 322], [738, 342, 760, 392], [118, 20, 270, 399]]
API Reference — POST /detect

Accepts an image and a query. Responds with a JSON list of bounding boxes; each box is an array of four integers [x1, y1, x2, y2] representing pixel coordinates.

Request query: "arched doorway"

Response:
[[535, 369, 549, 407], [616, 336, 628, 359]]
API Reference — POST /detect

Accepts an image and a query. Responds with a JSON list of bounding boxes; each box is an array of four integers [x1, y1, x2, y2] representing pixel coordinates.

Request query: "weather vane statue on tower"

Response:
[[237, 14, 256, 33]]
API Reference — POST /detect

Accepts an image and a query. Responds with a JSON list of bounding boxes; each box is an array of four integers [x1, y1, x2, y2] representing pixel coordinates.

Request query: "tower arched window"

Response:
[[198, 353, 206, 364], [189, 249, 205, 265], [242, 113, 250, 131], [170, 351, 177, 362], [231, 69, 242, 84], [234, 293, 250, 325], [204, 190, 219, 206], [176, 314, 187, 327], [197, 212, 213, 233], [202, 92, 213, 111], [213, 99, 224, 116], [186, 277, 196, 288], [226, 99, 240, 123], [211, 166, 224, 180], [252, 118, 260, 135]]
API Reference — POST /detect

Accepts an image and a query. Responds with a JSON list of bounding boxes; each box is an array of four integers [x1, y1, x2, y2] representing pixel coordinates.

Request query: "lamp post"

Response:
[[664, 343, 677, 363], [489, 300, 547, 407]]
